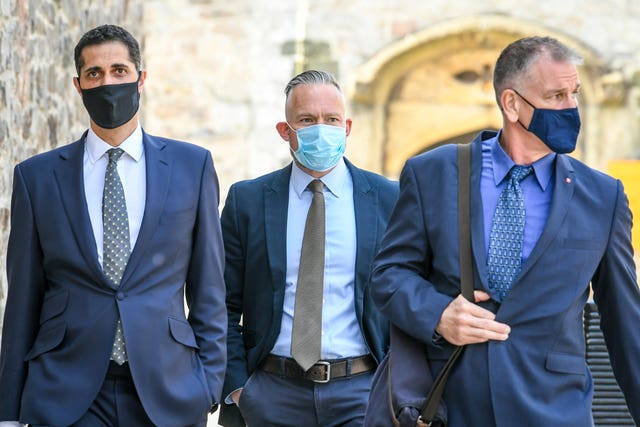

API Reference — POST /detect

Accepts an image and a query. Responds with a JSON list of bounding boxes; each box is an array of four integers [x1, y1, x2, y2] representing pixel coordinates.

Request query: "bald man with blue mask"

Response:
[[218, 70, 399, 427]]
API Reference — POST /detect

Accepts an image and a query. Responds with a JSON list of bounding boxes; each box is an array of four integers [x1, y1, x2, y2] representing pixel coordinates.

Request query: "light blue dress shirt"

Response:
[[271, 158, 369, 359], [481, 132, 555, 266]]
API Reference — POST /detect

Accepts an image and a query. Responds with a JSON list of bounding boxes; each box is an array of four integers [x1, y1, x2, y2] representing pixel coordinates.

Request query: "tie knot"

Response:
[[107, 148, 125, 163], [308, 179, 324, 194], [509, 165, 532, 183]]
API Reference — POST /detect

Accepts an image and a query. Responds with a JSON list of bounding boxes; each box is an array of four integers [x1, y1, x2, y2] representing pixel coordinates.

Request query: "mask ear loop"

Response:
[[285, 122, 300, 158], [509, 89, 537, 132], [286, 122, 297, 133]]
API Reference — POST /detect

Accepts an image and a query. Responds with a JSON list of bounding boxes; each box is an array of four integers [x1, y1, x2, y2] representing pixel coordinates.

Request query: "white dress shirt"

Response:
[[83, 125, 146, 264]]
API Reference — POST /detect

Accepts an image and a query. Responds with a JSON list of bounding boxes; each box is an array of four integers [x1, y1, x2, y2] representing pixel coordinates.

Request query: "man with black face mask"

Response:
[[368, 36, 640, 426], [0, 25, 226, 427]]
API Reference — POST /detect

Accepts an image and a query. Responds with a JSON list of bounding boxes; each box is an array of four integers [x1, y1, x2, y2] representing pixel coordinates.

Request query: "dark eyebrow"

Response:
[[81, 63, 132, 75], [82, 66, 104, 75], [110, 63, 132, 70]]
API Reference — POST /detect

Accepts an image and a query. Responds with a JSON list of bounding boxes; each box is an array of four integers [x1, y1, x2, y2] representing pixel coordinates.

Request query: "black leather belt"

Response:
[[259, 354, 376, 383]]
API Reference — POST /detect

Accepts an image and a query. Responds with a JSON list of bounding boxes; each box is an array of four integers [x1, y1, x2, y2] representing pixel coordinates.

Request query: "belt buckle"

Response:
[[312, 361, 331, 383]]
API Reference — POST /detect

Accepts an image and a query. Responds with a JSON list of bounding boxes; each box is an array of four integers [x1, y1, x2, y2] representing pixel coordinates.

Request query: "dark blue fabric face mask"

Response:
[[512, 89, 581, 154]]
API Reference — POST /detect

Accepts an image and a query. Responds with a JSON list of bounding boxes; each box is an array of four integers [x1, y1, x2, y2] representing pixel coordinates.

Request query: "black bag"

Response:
[[365, 325, 447, 427], [364, 143, 473, 427]]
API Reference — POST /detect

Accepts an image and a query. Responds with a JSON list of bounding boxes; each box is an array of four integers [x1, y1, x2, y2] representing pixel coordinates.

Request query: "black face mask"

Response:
[[79, 73, 141, 129]]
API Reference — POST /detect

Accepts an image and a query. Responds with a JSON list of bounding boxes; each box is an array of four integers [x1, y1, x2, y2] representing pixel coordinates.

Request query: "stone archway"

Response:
[[347, 15, 607, 178]]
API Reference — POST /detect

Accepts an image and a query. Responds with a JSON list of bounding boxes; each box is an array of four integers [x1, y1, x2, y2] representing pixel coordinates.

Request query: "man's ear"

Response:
[[137, 70, 147, 93], [276, 122, 292, 141], [73, 77, 82, 95], [500, 89, 519, 123], [345, 118, 353, 137]]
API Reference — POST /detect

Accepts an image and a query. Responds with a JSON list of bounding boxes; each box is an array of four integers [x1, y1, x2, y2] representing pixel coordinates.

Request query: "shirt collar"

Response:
[[490, 131, 555, 191], [291, 158, 348, 198], [85, 124, 144, 164]]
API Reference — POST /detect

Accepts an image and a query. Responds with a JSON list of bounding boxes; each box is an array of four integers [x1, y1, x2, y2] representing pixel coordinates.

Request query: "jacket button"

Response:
[[116, 292, 125, 300]]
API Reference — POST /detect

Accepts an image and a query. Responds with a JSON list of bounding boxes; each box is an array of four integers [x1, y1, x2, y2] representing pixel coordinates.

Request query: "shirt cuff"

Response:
[[224, 387, 243, 405]]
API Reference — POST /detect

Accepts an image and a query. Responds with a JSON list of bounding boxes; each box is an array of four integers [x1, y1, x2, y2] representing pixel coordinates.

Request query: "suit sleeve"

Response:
[[370, 160, 454, 344], [184, 152, 227, 405], [591, 180, 640, 423], [220, 185, 250, 397], [0, 165, 46, 420]]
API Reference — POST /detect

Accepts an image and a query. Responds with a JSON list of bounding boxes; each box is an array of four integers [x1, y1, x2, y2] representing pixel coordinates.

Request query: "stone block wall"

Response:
[[0, 0, 143, 330]]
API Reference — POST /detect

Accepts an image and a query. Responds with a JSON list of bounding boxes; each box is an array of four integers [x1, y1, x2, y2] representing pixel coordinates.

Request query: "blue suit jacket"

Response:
[[371, 131, 640, 426], [0, 130, 227, 427], [218, 159, 398, 427]]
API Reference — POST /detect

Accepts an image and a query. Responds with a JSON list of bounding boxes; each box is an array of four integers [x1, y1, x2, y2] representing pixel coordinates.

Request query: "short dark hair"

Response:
[[74, 24, 141, 75], [493, 36, 582, 107], [284, 70, 342, 100]]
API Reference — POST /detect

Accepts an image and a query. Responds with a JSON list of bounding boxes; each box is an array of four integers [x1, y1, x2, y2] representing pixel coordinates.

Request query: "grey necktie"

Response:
[[103, 148, 131, 364], [291, 179, 325, 371]]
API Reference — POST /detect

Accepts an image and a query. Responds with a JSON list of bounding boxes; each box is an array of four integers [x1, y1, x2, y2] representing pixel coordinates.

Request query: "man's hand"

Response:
[[435, 291, 510, 345], [231, 388, 243, 406], [0, 422, 25, 427]]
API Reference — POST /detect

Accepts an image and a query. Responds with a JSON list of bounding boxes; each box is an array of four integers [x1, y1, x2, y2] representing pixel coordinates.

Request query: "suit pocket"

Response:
[[39, 290, 69, 324], [159, 207, 194, 224], [24, 322, 66, 361], [562, 238, 602, 251], [168, 316, 199, 350], [545, 351, 586, 375]]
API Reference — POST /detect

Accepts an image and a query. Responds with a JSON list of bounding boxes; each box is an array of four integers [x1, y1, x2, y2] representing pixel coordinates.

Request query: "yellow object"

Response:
[[608, 160, 640, 253]]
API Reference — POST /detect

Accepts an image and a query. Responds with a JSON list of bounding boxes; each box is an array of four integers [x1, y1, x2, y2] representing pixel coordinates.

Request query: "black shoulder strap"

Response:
[[420, 142, 473, 424], [457, 143, 473, 301]]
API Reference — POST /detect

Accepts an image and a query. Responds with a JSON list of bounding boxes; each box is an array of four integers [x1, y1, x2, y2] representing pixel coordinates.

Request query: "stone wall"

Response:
[[0, 0, 143, 330]]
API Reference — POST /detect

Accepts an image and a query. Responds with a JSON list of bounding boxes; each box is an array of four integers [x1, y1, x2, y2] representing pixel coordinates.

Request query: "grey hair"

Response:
[[284, 70, 342, 99], [493, 36, 583, 107]]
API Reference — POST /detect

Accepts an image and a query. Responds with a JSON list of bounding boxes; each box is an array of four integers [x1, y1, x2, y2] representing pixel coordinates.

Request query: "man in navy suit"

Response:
[[0, 25, 226, 426], [218, 70, 398, 427], [371, 36, 640, 426]]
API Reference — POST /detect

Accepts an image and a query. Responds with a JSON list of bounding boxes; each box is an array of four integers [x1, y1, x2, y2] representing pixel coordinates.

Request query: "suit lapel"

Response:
[[120, 132, 170, 287], [347, 160, 376, 307], [265, 165, 291, 292], [515, 154, 575, 282], [53, 133, 106, 282]]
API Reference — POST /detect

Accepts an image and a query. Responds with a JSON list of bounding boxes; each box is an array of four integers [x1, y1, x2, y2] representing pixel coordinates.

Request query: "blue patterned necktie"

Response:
[[103, 148, 131, 364], [487, 165, 533, 301]]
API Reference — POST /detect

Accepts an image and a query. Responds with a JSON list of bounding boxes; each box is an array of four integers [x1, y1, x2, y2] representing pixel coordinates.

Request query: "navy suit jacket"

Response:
[[0, 130, 227, 427], [371, 131, 640, 426], [218, 159, 398, 427]]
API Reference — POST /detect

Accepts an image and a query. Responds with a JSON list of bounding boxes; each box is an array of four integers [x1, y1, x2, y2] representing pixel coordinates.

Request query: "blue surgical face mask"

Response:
[[288, 123, 346, 172], [512, 89, 581, 154]]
